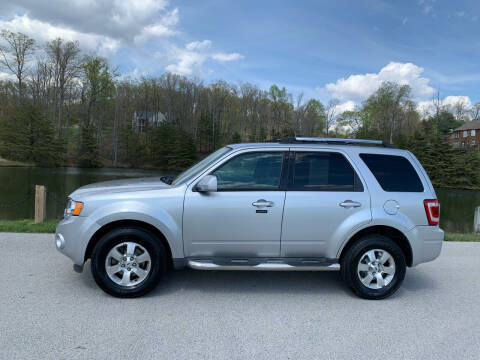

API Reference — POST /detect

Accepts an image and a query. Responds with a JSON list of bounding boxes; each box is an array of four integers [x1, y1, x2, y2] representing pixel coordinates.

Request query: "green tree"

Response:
[[77, 123, 101, 167], [0, 105, 63, 166]]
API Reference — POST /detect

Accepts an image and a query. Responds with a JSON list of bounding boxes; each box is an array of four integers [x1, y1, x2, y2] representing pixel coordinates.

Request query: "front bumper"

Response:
[[408, 225, 444, 266], [55, 215, 101, 267]]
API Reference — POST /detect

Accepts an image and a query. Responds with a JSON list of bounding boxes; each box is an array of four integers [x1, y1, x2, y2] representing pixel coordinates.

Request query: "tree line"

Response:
[[0, 30, 479, 189]]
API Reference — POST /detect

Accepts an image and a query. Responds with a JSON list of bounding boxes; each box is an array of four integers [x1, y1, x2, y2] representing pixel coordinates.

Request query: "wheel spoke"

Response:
[[106, 264, 121, 276], [379, 251, 391, 265], [357, 263, 370, 272], [361, 273, 374, 286], [133, 267, 148, 279], [374, 273, 384, 287], [135, 252, 150, 264], [120, 270, 131, 285], [110, 248, 123, 261], [383, 265, 395, 275], [366, 250, 376, 263], [126, 242, 136, 256]]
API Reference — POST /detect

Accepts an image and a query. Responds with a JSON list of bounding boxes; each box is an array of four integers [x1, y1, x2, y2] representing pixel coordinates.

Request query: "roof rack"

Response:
[[277, 137, 396, 148]]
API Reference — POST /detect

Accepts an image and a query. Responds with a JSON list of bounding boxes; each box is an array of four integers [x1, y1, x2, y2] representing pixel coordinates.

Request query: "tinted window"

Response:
[[292, 152, 360, 191], [213, 152, 284, 190], [360, 154, 424, 192]]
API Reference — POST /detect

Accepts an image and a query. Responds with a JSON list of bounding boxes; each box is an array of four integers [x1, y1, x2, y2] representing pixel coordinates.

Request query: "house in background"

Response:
[[447, 119, 480, 150], [132, 111, 166, 132]]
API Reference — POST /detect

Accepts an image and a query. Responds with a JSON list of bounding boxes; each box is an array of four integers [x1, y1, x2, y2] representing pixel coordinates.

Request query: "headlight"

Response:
[[64, 198, 84, 217]]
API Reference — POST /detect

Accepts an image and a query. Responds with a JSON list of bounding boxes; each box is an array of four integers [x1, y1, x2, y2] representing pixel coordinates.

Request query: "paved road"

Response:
[[1, 233, 479, 360]]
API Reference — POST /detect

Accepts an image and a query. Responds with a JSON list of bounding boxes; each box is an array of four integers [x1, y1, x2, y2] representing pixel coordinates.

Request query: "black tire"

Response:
[[341, 234, 406, 300], [91, 227, 167, 298]]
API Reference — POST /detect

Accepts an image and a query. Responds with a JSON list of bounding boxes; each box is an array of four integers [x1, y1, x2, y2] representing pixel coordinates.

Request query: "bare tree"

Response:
[[451, 99, 470, 122], [471, 102, 480, 120], [46, 38, 81, 137], [324, 99, 340, 136], [0, 30, 35, 100]]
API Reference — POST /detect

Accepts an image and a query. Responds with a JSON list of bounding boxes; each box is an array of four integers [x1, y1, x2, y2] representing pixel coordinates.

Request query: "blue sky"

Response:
[[0, 0, 479, 111]]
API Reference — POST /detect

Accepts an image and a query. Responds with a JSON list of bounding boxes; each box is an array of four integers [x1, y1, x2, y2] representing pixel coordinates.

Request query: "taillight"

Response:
[[424, 199, 440, 225]]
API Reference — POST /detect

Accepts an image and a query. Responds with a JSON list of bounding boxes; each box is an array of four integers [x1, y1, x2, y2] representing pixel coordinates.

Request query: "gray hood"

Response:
[[70, 177, 171, 198]]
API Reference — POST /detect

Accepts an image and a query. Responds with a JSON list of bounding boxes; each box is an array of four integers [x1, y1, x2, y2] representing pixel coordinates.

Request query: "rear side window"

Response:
[[291, 152, 363, 191], [360, 154, 424, 192]]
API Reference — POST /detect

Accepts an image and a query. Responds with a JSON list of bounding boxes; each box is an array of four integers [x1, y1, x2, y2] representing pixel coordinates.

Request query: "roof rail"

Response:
[[277, 137, 396, 148]]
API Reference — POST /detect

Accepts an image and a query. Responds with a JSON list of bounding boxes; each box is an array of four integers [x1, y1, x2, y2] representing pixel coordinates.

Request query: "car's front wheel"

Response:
[[91, 227, 167, 298], [341, 235, 406, 300]]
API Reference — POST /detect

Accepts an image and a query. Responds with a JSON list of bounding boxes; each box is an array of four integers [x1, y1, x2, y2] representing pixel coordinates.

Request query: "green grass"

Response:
[[0, 219, 59, 233], [444, 232, 479, 242], [0, 157, 34, 167], [0, 220, 479, 242]]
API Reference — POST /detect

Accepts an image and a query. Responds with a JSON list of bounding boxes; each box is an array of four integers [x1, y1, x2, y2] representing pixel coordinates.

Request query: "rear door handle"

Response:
[[252, 199, 275, 207], [339, 200, 361, 208]]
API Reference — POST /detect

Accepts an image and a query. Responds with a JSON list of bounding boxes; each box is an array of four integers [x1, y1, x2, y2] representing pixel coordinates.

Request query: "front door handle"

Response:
[[339, 200, 361, 208], [252, 199, 275, 207]]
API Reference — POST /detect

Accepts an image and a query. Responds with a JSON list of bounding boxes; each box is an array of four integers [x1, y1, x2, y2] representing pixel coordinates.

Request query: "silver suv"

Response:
[[56, 137, 443, 299]]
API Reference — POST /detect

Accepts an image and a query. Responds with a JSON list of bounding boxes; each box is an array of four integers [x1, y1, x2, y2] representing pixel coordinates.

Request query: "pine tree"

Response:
[[0, 105, 63, 166], [78, 123, 101, 167]]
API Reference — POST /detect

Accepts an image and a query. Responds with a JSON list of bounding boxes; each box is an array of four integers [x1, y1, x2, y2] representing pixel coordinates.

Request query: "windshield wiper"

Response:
[[160, 175, 174, 185]]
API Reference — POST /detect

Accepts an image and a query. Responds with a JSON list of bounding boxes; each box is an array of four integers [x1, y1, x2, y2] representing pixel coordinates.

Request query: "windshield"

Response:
[[171, 147, 232, 186]]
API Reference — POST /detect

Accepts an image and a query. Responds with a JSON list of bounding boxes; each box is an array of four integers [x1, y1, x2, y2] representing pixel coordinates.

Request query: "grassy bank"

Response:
[[0, 219, 479, 241], [0, 157, 34, 167], [444, 232, 479, 242], [0, 219, 59, 233]]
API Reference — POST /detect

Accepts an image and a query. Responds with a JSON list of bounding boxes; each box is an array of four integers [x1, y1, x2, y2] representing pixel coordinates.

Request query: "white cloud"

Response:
[[163, 40, 244, 76], [455, 11, 465, 17], [0, 15, 121, 56], [185, 40, 212, 51], [164, 45, 208, 76], [211, 52, 244, 62], [0, 72, 17, 81], [133, 8, 179, 43], [402, 17, 408, 25], [324, 62, 435, 102], [111, 0, 168, 25], [336, 101, 356, 114]]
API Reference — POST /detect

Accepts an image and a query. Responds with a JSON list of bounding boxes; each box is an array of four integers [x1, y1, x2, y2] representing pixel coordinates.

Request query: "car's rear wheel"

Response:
[[91, 227, 167, 298], [341, 235, 406, 300]]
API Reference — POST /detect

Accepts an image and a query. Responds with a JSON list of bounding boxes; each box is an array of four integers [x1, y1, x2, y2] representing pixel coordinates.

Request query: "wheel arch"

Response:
[[84, 219, 174, 268], [338, 225, 413, 267]]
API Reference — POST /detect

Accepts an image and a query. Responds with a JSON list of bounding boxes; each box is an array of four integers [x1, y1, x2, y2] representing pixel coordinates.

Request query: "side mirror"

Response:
[[196, 175, 217, 192]]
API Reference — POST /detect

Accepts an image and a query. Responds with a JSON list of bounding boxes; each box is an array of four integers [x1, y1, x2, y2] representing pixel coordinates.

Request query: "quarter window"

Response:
[[360, 154, 424, 192], [213, 152, 284, 191], [291, 152, 362, 191]]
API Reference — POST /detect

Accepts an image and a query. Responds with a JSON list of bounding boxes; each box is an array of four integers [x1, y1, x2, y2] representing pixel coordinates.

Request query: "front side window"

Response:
[[291, 152, 361, 191], [464, 131, 468, 137], [213, 152, 284, 191], [472, 129, 476, 136], [360, 153, 424, 192], [172, 147, 231, 186]]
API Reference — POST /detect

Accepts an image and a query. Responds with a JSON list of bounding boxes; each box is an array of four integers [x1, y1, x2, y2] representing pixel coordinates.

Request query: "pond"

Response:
[[0, 166, 478, 233]]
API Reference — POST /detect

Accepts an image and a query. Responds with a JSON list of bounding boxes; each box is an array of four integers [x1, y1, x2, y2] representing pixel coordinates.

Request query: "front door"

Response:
[[183, 150, 287, 257], [281, 150, 371, 257]]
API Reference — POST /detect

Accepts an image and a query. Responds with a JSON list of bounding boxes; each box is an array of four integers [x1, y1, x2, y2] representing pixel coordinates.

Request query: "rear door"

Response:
[[281, 149, 371, 257]]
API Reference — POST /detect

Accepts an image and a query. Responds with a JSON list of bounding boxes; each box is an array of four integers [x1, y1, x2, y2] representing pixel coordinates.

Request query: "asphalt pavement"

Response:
[[1, 233, 479, 360]]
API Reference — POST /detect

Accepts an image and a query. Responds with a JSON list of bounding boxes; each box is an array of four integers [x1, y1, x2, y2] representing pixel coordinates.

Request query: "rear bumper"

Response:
[[408, 226, 444, 266], [55, 215, 101, 266]]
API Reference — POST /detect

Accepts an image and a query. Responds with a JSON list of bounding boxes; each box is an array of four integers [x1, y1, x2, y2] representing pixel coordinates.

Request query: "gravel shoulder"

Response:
[[1, 233, 480, 360]]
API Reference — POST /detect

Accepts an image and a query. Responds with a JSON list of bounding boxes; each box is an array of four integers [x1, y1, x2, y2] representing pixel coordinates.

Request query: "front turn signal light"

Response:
[[72, 202, 84, 216]]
